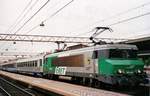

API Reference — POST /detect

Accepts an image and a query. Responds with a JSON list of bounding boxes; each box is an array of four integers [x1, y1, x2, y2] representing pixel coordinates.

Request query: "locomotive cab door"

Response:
[[92, 50, 99, 76], [43, 57, 56, 74]]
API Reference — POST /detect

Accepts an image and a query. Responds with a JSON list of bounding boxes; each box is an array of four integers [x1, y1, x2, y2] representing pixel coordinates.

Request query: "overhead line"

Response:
[[93, 1, 150, 26], [75, 11, 150, 37], [43, 0, 74, 22], [0, 0, 33, 50], [13, 0, 50, 35], [8, 0, 39, 35], [108, 11, 150, 26], [2, 0, 74, 52], [3, 0, 39, 40], [24, 0, 74, 35], [5, 0, 33, 34], [70, 1, 150, 36], [1, 0, 50, 51]]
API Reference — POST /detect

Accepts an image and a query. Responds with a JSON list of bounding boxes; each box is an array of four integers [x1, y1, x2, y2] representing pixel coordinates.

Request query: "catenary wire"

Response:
[[70, 1, 150, 36], [1, 0, 50, 51], [8, 0, 39, 35], [13, 0, 50, 35], [75, 11, 150, 37], [43, 0, 74, 22], [2, 0, 74, 51], [5, 0, 33, 34], [3, 0, 40, 40], [0, 0, 33, 50], [23, 0, 74, 35], [108, 11, 150, 26]]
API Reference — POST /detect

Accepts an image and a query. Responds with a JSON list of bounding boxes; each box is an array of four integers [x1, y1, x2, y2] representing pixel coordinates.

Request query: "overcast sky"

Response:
[[0, 0, 150, 53]]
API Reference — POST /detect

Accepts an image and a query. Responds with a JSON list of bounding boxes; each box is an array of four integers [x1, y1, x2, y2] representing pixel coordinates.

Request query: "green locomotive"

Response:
[[43, 44, 148, 86]]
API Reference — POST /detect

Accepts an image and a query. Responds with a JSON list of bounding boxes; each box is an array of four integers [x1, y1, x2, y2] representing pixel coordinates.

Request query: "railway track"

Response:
[[0, 86, 11, 96], [0, 77, 35, 96]]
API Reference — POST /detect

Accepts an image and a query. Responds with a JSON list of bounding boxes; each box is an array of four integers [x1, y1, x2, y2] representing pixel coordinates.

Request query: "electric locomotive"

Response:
[[43, 44, 148, 86]]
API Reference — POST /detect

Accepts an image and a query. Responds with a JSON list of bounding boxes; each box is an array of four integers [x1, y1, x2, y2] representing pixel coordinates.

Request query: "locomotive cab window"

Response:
[[92, 50, 98, 59], [92, 50, 109, 59], [109, 49, 137, 59]]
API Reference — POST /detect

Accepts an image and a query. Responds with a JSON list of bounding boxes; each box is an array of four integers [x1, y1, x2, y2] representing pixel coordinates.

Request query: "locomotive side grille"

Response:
[[52, 54, 84, 67]]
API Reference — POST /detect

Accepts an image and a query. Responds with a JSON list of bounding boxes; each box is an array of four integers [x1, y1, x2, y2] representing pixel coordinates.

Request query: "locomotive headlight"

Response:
[[137, 69, 141, 74], [118, 69, 124, 74]]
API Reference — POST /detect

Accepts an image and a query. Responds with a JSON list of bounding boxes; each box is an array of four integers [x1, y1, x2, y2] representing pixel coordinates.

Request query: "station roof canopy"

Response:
[[125, 36, 150, 53], [125, 36, 150, 44]]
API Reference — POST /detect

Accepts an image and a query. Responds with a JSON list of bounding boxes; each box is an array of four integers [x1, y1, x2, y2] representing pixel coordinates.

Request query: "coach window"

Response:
[[34, 61, 37, 67], [25, 62, 27, 67], [28, 62, 30, 67], [28, 62, 29, 67], [29, 62, 30, 67], [31, 61, 34, 67], [40, 59, 42, 66], [35, 61, 37, 67], [30, 61, 32, 67], [32, 61, 33, 67], [33, 61, 35, 67], [21, 63, 23, 67], [27, 62, 28, 67], [34, 61, 36, 67]]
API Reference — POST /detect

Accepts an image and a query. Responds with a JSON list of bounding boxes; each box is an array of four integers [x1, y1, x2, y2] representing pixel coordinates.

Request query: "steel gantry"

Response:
[[0, 33, 128, 43]]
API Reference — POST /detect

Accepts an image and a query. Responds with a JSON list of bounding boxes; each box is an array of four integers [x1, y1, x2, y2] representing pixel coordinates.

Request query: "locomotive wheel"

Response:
[[93, 80, 100, 88]]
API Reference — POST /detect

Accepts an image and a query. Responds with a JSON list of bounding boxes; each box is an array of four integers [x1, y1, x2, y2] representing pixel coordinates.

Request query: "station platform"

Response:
[[0, 71, 128, 96]]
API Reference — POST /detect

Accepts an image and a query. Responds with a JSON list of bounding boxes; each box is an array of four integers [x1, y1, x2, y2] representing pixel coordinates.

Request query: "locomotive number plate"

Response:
[[55, 67, 67, 75]]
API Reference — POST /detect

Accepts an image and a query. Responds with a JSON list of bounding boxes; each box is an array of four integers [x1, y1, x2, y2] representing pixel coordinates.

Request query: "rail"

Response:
[[0, 77, 35, 96]]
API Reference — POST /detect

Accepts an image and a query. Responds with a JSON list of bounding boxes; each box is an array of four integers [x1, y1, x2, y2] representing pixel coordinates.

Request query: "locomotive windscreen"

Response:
[[109, 49, 137, 59], [52, 54, 84, 67]]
